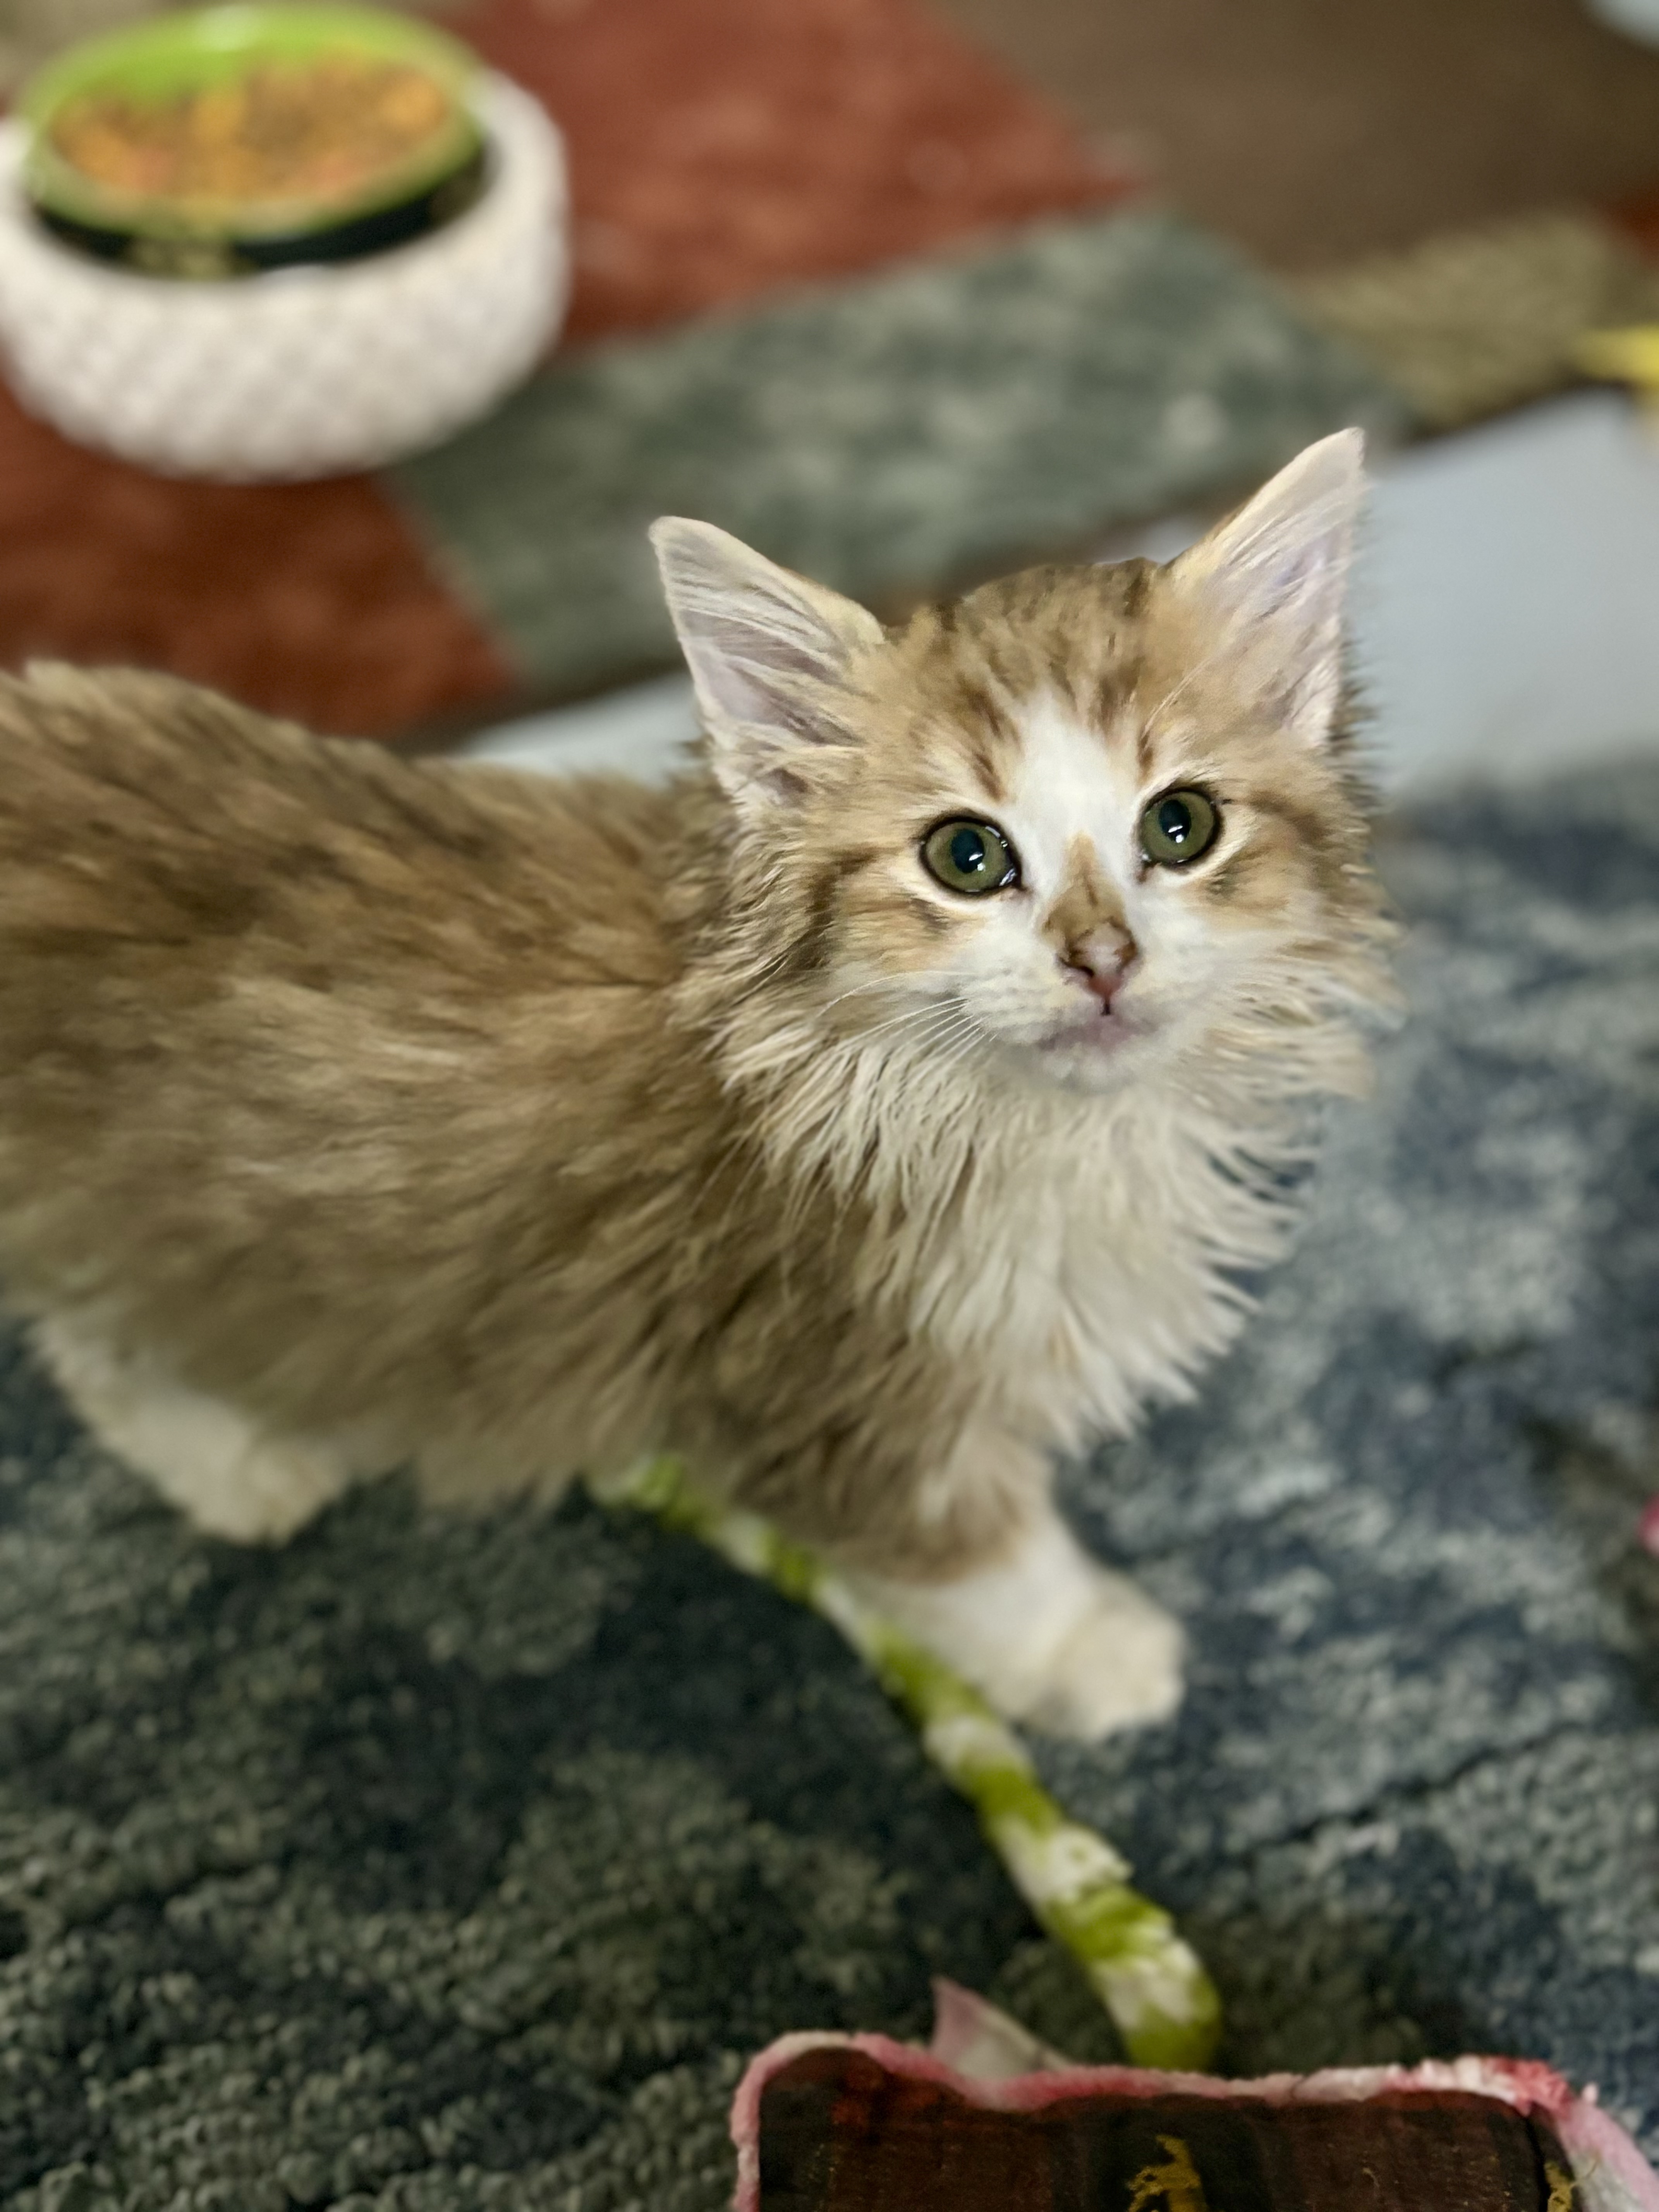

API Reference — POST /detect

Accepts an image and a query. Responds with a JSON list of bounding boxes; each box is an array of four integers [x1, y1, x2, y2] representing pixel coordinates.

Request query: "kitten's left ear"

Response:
[[650, 519, 883, 814], [1170, 429, 1367, 746]]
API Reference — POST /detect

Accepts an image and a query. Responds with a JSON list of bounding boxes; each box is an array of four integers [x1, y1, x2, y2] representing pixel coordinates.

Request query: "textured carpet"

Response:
[[391, 208, 1407, 703], [1, 759, 1657, 2207]]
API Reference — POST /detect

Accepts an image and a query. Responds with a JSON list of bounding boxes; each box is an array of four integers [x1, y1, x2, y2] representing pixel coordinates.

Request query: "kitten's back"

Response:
[[0, 663, 678, 983], [0, 665, 723, 1477]]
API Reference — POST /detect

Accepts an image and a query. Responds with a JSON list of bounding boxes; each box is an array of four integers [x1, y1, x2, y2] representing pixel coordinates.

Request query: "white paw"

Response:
[[148, 1428, 355, 1545], [1012, 1573, 1185, 1740], [36, 1319, 354, 1544], [856, 1511, 1187, 1743]]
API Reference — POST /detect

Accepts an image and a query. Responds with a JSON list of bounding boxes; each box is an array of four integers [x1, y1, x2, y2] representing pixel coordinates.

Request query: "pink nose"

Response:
[[1062, 939, 1136, 1010]]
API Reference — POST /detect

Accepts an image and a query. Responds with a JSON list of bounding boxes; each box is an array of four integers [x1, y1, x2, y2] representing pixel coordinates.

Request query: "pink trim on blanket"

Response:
[[730, 1987, 1659, 2212]]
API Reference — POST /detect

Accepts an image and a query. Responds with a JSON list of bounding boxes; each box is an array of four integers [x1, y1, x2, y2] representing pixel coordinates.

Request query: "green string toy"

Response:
[[594, 1455, 1222, 2072]]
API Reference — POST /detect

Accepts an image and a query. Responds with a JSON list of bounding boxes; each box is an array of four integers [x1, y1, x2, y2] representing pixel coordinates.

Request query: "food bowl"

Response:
[[22, 4, 486, 277], [0, 11, 567, 479]]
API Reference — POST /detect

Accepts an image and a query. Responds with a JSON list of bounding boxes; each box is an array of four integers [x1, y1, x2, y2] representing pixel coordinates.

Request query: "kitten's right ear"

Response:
[[1168, 429, 1366, 747], [650, 519, 883, 815]]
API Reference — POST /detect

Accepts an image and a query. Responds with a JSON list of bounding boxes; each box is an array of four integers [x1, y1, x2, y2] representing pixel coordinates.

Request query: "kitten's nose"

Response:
[[1062, 933, 1137, 1011]]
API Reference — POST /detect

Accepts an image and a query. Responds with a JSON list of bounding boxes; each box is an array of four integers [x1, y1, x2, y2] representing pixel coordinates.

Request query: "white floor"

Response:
[[462, 391, 1659, 801]]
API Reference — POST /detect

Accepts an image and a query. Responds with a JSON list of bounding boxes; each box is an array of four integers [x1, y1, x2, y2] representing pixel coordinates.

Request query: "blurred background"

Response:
[[4, 0, 1659, 798]]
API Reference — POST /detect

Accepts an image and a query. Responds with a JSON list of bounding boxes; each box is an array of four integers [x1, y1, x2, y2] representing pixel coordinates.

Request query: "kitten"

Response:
[[0, 430, 1391, 1739]]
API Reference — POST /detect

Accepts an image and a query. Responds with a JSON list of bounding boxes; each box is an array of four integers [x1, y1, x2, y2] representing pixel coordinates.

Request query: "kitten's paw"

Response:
[[855, 1511, 1187, 1743], [148, 1428, 354, 1545], [1013, 1576, 1185, 1741], [36, 1319, 354, 1543]]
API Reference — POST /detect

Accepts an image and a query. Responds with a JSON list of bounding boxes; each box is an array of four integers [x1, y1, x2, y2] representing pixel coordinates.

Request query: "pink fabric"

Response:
[[731, 1984, 1659, 2212]]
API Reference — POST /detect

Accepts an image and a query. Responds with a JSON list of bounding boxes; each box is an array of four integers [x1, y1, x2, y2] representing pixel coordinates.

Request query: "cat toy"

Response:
[[733, 1992, 1659, 2212], [592, 1455, 1222, 2072]]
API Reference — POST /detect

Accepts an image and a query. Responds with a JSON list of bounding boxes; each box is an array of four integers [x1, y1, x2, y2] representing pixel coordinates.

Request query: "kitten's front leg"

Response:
[[35, 1316, 356, 1544], [852, 1500, 1185, 1741]]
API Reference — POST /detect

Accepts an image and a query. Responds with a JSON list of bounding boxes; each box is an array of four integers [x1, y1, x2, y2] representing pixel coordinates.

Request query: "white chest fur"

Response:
[[899, 1077, 1296, 1448], [746, 1012, 1311, 1450]]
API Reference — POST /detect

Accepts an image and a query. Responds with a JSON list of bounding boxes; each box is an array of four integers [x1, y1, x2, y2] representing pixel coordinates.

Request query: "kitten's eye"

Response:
[[1140, 788, 1219, 867], [921, 818, 1020, 897]]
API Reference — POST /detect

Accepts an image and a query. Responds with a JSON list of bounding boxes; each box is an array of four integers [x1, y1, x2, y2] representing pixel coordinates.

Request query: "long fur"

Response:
[[0, 459, 1394, 1587]]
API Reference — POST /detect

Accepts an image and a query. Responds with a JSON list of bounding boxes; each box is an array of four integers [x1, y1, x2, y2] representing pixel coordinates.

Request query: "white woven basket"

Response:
[[0, 71, 567, 481]]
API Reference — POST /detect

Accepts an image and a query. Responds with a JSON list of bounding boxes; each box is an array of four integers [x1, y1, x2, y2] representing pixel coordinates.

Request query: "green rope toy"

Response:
[[594, 1456, 1223, 2073]]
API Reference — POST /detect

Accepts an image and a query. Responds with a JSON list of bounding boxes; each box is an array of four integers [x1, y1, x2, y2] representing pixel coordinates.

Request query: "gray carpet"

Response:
[[390, 208, 1408, 707], [1, 759, 1656, 2208]]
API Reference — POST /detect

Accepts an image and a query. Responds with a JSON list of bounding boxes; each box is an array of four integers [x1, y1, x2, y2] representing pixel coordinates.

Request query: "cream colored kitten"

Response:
[[0, 431, 1391, 1738]]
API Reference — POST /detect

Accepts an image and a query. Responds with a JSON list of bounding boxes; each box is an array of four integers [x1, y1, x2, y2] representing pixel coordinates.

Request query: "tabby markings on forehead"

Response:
[[962, 732, 1007, 806], [938, 677, 1018, 807], [1037, 635, 1138, 736]]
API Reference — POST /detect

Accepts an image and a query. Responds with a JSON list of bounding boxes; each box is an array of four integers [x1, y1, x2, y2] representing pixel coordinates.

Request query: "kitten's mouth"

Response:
[[1039, 1003, 1142, 1057]]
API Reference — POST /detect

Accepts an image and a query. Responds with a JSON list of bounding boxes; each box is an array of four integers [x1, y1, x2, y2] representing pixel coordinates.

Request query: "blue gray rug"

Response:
[[0, 758, 1655, 2208]]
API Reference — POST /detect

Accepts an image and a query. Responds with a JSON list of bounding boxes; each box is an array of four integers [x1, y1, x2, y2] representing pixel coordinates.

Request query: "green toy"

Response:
[[594, 1456, 1223, 2072]]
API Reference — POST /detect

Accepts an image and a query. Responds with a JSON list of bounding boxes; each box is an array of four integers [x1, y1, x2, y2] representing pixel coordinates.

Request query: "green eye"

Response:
[[1140, 787, 1219, 867], [921, 818, 1020, 896]]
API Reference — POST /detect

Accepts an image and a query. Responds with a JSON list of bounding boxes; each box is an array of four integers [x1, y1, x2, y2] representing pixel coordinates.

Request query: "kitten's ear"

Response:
[[1169, 429, 1366, 746], [650, 519, 883, 812]]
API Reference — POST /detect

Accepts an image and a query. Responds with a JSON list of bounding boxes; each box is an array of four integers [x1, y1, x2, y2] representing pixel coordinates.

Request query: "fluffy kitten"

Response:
[[0, 431, 1391, 1738]]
